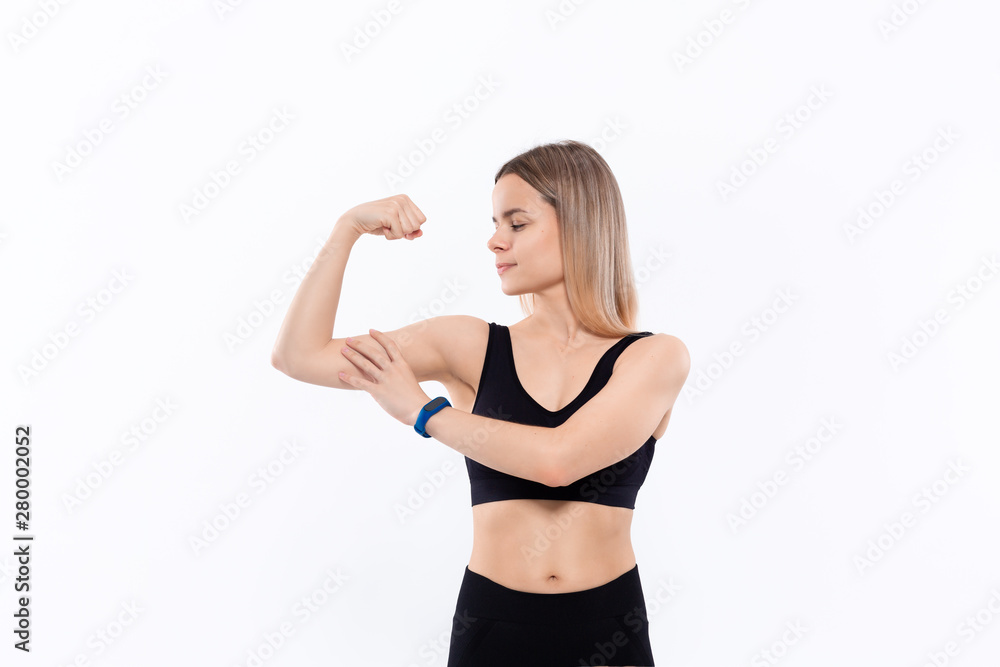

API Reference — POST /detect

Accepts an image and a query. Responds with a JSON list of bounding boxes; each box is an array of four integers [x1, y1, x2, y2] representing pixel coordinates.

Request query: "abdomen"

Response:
[[468, 498, 636, 593]]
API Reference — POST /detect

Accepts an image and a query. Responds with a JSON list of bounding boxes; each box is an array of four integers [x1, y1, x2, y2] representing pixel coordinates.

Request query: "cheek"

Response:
[[543, 235, 562, 263]]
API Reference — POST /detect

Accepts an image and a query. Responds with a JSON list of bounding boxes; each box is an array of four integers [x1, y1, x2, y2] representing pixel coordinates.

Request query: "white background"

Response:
[[3, 1, 1000, 665]]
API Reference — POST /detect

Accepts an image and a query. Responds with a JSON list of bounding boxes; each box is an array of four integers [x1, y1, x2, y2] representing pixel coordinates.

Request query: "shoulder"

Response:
[[622, 333, 690, 382], [650, 333, 689, 362]]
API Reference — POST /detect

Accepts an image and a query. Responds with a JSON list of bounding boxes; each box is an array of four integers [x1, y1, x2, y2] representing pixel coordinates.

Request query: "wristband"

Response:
[[414, 396, 451, 438]]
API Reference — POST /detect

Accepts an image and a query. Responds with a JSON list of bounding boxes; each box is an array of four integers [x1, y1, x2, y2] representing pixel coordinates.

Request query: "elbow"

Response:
[[540, 433, 569, 487], [271, 349, 293, 376], [540, 467, 567, 488]]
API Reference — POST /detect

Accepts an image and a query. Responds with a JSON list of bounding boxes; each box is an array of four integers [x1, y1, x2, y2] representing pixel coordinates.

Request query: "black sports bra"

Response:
[[466, 322, 657, 510]]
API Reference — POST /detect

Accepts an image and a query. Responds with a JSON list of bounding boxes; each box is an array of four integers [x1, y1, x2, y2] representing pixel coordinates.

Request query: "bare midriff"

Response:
[[467, 498, 636, 593]]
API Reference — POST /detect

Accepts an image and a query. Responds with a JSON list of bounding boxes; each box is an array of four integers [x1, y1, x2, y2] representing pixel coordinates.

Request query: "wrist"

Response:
[[413, 396, 450, 437], [331, 217, 362, 245], [410, 394, 433, 427]]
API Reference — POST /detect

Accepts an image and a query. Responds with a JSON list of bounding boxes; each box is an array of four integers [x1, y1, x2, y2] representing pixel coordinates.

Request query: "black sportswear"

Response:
[[466, 322, 657, 510]]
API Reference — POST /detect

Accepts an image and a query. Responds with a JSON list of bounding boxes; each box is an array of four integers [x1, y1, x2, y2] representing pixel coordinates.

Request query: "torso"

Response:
[[441, 318, 673, 593]]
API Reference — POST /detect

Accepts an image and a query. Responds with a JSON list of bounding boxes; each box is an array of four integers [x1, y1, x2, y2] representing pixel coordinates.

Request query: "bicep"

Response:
[[273, 315, 467, 390]]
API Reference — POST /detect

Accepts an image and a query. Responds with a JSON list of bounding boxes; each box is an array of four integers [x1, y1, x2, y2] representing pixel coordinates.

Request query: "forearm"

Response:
[[272, 219, 360, 365], [420, 406, 562, 487]]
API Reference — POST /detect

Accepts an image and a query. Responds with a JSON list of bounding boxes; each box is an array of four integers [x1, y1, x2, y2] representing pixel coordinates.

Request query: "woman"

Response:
[[271, 140, 690, 666]]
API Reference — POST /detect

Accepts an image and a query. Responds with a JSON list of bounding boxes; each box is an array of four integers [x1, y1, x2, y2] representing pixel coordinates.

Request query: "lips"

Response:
[[496, 264, 515, 275]]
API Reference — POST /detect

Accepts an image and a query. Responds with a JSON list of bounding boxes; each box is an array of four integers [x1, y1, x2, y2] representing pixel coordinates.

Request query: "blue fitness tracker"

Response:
[[414, 396, 451, 438]]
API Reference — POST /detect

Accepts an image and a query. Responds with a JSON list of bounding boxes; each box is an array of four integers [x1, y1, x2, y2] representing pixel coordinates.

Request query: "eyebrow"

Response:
[[492, 207, 532, 223]]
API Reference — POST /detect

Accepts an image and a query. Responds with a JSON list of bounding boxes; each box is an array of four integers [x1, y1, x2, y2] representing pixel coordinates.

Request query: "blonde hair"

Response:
[[494, 140, 642, 339]]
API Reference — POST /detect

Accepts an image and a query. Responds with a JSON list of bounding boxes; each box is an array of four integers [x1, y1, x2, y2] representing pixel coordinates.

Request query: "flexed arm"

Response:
[[270, 195, 427, 387]]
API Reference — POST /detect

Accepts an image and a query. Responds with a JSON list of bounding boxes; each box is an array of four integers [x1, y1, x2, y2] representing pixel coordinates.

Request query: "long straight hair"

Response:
[[494, 140, 642, 339]]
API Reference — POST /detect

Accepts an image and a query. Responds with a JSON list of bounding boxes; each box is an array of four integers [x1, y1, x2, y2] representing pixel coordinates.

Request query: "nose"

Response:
[[488, 228, 507, 252]]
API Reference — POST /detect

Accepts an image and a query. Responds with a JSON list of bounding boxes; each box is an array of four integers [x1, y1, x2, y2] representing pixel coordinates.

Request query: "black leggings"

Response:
[[447, 564, 655, 666]]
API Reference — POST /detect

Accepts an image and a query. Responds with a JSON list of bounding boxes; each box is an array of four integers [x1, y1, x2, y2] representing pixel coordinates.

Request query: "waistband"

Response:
[[454, 564, 646, 625]]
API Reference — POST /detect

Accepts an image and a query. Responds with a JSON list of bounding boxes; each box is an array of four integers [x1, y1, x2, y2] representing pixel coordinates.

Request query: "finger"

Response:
[[397, 195, 424, 237], [405, 201, 425, 234], [383, 217, 396, 238], [338, 370, 371, 388], [345, 337, 386, 369], [341, 354, 376, 383], [400, 194, 426, 226], [368, 328, 398, 362], [395, 202, 416, 237], [387, 200, 409, 240], [378, 205, 398, 240], [342, 345, 380, 375]]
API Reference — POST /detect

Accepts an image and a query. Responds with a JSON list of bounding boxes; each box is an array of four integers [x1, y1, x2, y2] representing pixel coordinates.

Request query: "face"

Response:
[[489, 173, 564, 296]]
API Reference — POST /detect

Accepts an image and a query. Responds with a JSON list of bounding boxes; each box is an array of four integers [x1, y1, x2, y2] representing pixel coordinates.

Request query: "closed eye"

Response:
[[511, 224, 524, 231]]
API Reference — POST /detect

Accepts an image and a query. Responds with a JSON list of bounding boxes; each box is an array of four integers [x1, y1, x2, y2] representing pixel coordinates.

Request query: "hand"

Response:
[[339, 194, 426, 241], [338, 329, 431, 427]]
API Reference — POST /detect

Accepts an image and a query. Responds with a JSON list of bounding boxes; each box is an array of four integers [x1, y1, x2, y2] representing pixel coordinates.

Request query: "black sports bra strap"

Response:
[[597, 330, 654, 368]]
